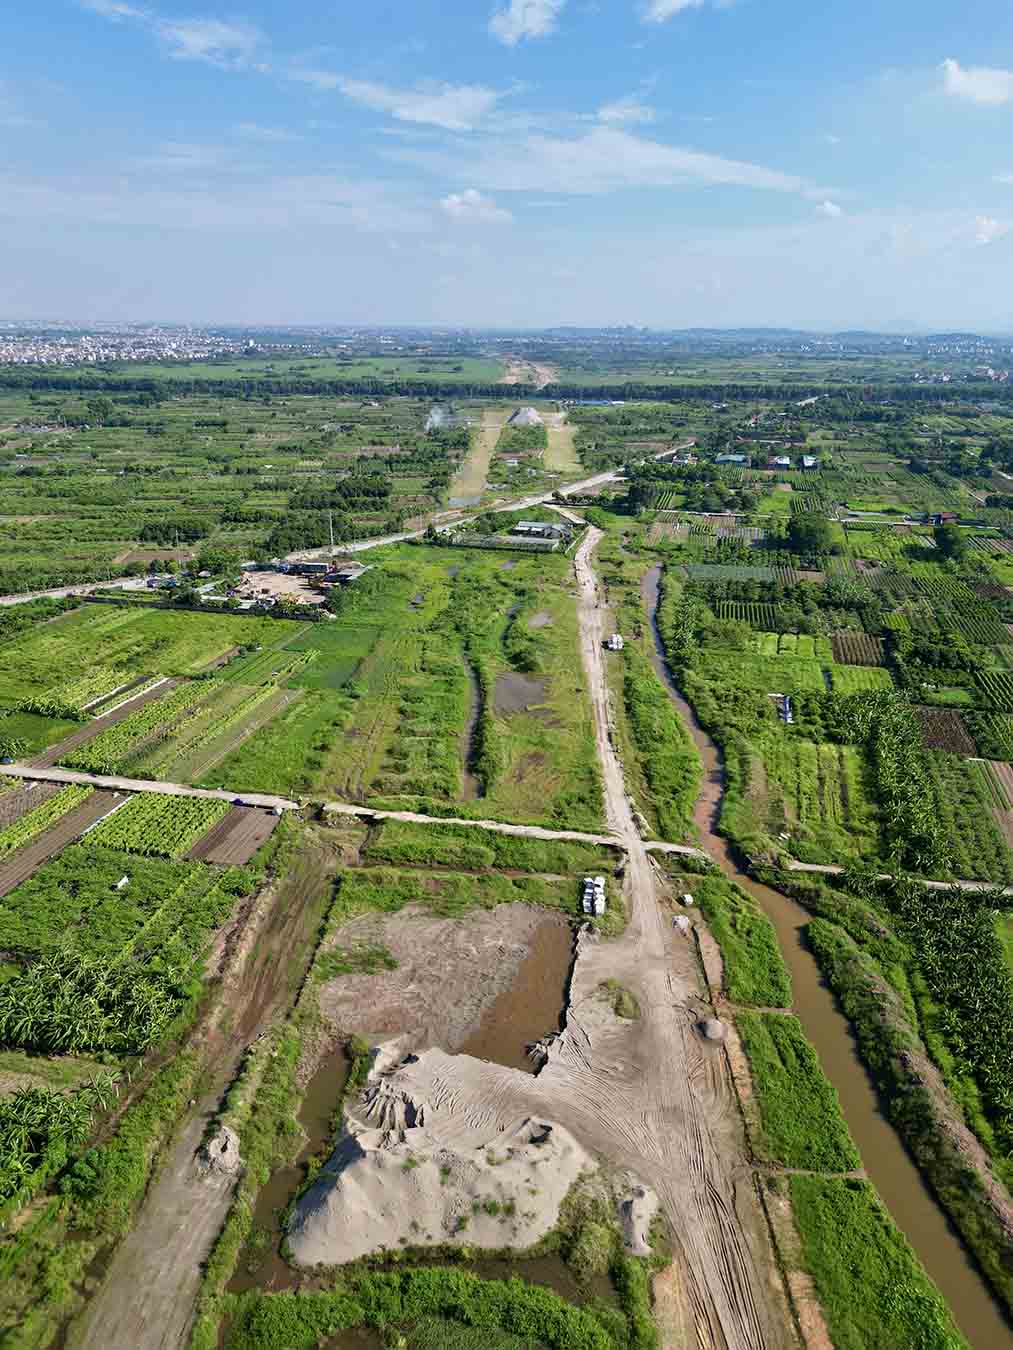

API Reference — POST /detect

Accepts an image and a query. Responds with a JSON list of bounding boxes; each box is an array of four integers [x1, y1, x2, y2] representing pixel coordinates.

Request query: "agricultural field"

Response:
[[87, 792, 232, 858], [0, 605, 303, 706]]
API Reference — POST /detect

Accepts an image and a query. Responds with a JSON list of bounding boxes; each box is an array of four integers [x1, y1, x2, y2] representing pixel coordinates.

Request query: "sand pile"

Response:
[[288, 1053, 591, 1267]]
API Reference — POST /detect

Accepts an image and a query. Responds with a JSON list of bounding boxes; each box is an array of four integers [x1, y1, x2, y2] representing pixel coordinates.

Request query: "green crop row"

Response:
[[60, 680, 219, 773], [16, 667, 126, 719], [0, 784, 93, 860], [86, 793, 230, 858]]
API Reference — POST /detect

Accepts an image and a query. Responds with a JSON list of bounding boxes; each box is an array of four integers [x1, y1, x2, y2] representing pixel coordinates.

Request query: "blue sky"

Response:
[[2, 0, 1013, 328]]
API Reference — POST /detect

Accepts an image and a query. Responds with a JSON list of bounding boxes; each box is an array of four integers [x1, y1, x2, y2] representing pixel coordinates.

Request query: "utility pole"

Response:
[[328, 509, 334, 553]]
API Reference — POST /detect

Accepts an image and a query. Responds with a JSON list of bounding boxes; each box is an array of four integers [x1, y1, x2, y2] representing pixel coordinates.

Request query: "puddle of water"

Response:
[[228, 1047, 350, 1294], [642, 562, 1013, 1350], [528, 611, 553, 629], [458, 914, 573, 1073], [493, 672, 548, 715]]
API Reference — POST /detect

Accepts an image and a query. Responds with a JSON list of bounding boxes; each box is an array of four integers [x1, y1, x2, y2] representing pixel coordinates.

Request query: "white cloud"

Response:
[[156, 18, 263, 68], [439, 188, 513, 223], [942, 58, 1013, 106], [81, 2, 265, 69], [338, 78, 502, 131], [975, 215, 1009, 246], [643, 0, 705, 23], [994, 172, 1013, 185], [817, 200, 843, 217], [79, 0, 147, 18], [489, 0, 564, 46], [392, 126, 803, 196], [134, 141, 229, 171], [287, 67, 341, 91], [235, 122, 300, 142], [597, 95, 655, 126]]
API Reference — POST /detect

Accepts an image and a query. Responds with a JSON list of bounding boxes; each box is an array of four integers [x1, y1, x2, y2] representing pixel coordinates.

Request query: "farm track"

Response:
[[0, 763, 298, 811], [30, 678, 180, 768], [187, 805, 280, 864], [0, 789, 122, 897]]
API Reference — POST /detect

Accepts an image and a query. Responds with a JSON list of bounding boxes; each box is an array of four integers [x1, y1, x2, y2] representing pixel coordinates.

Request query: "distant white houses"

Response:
[[771, 455, 792, 469], [802, 455, 819, 469], [715, 453, 748, 466]]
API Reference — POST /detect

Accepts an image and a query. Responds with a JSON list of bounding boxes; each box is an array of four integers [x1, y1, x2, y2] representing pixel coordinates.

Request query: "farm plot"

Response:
[[15, 666, 128, 719], [921, 750, 1013, 882], [831, 632, 885, 666], [30, 678, 176, 768], [964, 712, 1013, 760], [982, 761, 1013, 846], [0, 780, 60, 828], [975, 671, 1013, 710], [753, 633, 832, 660], [0, 605, 303, 705], [86, 792, 231, 858], [0, 783, 94, 861], [59, 680, 218, 773], [0, 790, 121, 900], [763, 737, 880, 862], [685, 562, 776, 582], [647, 521, 688, 544], [695, 651, 827, 694], [914, 707, 977, 755], [713, 601, 780, 628], [828, 666, 894, 695], [187, 805, 279, 863], [130, 684, 295, 783], [0, 843, 216, 958]]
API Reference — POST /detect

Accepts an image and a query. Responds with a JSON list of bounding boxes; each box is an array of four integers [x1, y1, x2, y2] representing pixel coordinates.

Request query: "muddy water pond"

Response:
[[493, 673, 548, 715], [642, 563, 1013, 1349], [459, 913, 574, 1073], [228, 1047, 350, 1295]]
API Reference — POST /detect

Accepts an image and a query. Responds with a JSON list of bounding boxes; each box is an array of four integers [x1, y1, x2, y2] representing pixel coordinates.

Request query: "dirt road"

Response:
[[498, 356, 558, 389], [448, 408, 504, 502], [564, 527, 782, 1348]]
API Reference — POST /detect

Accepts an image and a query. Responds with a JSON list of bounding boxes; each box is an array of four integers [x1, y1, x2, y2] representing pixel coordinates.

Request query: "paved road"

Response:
[[0, 576, 162, 607], [0, 764, 297, 811]]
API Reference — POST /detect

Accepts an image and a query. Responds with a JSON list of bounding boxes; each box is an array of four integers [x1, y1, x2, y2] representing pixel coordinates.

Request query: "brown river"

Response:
[[642, 564, 1013, 1349]]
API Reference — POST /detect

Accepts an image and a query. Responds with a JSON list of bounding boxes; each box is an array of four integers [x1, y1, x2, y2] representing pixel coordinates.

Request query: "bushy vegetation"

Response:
[[691, 876, 791, 1007], [362, 819, 615, 876], [734, 1011, 859, 1169], [621, 645, 700, 841], [790, 1175, 967, 1350]]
